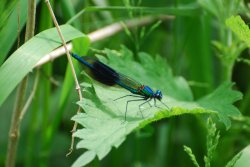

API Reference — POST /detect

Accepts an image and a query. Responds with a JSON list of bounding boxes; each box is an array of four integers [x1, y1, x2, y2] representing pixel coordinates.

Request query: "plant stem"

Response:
[[5, 0, 36, 166], [19, 70, 40, 120], [45, 0, 83, 156], [6, 77, 27, 167], [35, 15, 173, 67], [225, 29, 233, 82]]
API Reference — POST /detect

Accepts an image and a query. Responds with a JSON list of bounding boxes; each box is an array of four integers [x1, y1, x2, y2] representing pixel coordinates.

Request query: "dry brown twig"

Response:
[[44, 0, 83, 156]]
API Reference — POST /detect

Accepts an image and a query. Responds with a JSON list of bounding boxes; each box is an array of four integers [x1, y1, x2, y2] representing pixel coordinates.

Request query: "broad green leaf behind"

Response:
[[71, 46, 242, 167], [0, 24, 89, 107]]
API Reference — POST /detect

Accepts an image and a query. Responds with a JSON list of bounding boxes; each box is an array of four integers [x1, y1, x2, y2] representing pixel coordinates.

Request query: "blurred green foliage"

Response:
[[0, 0, 250, 167]]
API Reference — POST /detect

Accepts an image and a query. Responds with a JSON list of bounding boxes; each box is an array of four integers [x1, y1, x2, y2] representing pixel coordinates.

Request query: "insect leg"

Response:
[[124, 98, 146, 121], [155, 99, 170, 110], [159, 100, 170, 110], [138, 98, 152, 118], [114, 94, 144, 101]]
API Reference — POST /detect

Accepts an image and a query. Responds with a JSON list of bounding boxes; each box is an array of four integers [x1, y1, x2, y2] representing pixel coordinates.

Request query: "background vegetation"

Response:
[[0, 0, 250, 167]]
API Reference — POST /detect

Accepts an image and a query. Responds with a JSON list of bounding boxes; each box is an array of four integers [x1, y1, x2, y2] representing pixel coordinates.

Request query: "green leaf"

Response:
[[0, 0, 41, 64], [225, 151, 242, 167], [71, 46, 242, 166], [102, 46, 193, 101], [72, 150, 96, 167], [198, 82, 242, 129], [0, 24, 89, 107], [0, 0, 18, 30], [226, 15, 250, 47], [58, 37, 90, 111], [231, 145, 250, 167]]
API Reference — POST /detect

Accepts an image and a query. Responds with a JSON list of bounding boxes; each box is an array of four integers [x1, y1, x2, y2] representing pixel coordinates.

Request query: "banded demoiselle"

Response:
[[71, 53, 170, 120]]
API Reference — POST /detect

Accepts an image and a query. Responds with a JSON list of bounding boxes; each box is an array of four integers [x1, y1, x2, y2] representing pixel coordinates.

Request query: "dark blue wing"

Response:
[[71, 53, 143, 92], [71, 53, 118, 85]]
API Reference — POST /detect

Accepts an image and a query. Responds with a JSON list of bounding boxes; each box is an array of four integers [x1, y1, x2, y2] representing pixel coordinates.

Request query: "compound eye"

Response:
[[156, 90, 163, 100]]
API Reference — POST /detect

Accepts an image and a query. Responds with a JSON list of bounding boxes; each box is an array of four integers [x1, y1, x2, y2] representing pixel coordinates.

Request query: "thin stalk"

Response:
[[17, 69, 40, 164], [225, 27, 236, 82], [19, 70, 40, 121], [225, 63, 234, 82], [24, 74, 40, 167], [5, 2, 22, 166], [17, 0, 21, 47], [5, 77, 27, 167], [35, 15, 173, 67], [239, 86, 250, 114], [24, 0, 36, 41], [5, 0, 36, 167], [225, 28, 233, 82], [45, 0, 83, 156]]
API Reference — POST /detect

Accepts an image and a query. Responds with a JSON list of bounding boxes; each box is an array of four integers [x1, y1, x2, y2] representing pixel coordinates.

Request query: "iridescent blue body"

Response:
[[71, 53, 168, 120]]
